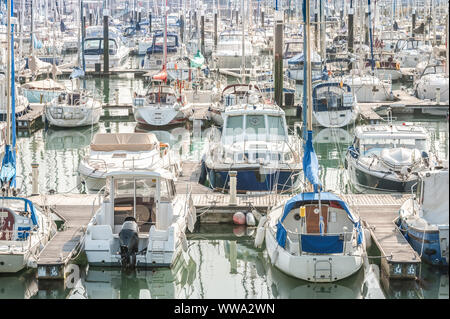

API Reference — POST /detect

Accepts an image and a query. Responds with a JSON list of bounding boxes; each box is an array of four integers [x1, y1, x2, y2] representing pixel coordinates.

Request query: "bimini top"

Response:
[[279, 192, 358, 223], [90, 133, 159, 152]]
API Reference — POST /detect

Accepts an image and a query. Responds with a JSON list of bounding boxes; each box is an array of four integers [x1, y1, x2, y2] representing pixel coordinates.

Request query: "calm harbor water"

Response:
[[3, 76, 448, 299]]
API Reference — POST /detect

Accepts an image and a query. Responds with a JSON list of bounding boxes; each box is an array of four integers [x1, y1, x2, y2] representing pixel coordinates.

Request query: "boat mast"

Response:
[[240, 0, 246, 83], [6, 0, 11, 146], [164, 0, 167, 67]]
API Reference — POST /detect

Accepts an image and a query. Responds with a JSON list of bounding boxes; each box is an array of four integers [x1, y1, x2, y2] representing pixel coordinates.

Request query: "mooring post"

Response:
[[274, 10, 284, 108], [103, 9, 109, 75], [214, 11, 218, 48], [229, 171, 237, 206], [200, 14, 205, 56], [180, 14, 184, 43], [31, 163, 39, 195], [149, 12, 152, 33], [348, 4, 354, 54], [261, 9, 264, 28]]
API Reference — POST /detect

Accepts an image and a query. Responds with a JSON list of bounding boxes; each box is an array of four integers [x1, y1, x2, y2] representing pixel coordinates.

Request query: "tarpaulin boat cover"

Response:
[[420, 170, 449, 225], [90, 133, 159, 152], [21, 78, 66, 91], [301, 234, 344, 254]]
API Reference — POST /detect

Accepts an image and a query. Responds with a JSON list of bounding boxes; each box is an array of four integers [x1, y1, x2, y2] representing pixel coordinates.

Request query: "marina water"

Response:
[[1, 75, 447, 299]]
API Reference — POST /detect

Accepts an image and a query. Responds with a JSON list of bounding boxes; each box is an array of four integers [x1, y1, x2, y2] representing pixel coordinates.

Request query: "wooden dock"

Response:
[[26, 162, 420, 281], [16, 103, 44, 136], [361, 89, 449, 117], [28, 194, 99, 281], [335, 193, 420, 280]]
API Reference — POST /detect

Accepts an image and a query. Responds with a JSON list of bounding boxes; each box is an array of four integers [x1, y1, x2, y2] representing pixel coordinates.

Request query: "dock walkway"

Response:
[[29, 194, 99, 280], [27, 163, 420, 280]]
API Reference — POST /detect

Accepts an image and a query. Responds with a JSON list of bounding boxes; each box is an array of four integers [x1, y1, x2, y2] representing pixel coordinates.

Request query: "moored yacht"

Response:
[[345, 124, 443, 193], [84, 169, 196, 268], [398, 169, 449, 266], [202, 85, 302, 193], [312, 81, 359, 128], [83, 26, 131, 69], [78, 132, 181, 193], [44, 90, 102, 128]]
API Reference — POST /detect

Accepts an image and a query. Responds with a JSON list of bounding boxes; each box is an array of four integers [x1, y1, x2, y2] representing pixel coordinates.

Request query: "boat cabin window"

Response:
[[224, 114, 287, 142], [245, 115, 265, 136], [154, 35, 177, 47], [110, 176, 172, 232], [360, 137, 428, 156]]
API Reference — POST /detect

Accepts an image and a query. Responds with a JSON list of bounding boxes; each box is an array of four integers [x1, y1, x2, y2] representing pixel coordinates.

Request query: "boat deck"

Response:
[[28, 194, 99, 280]]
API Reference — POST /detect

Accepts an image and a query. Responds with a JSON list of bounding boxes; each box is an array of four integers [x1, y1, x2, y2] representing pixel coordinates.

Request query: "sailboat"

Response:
[[262, 1, 365, 282], [0, 0, 56, 273], [132, 0, 189, 128]]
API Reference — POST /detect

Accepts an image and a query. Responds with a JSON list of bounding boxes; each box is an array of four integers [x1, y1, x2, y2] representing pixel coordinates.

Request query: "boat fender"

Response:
[[364, 228, 372, 250], [233, 225, 246, 237], [246, 212, 256, 226], [180, 232, 188, 252], [27, 256, 38, 269], [187, 209, 196, 233], [233, 212, 246, 225], [271, 247, 279, 265], [254, 216, 267, 248]]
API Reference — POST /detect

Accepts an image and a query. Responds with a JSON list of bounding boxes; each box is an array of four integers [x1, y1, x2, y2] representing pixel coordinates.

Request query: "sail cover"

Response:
[[303, 130, 321, 191]]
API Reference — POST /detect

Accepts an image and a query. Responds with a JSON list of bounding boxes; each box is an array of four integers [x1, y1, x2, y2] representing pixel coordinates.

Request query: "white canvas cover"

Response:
[[22, 78, 66, 91], [90, 133, 159, 152], [420, 170, 449, 225]]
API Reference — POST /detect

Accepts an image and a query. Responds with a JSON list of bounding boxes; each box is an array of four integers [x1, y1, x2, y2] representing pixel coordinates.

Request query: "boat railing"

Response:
[[121, 152, 160, 169], [284, 227, 354, 255], [91, 185, 106, 221], [0, 229, 33, 250], [86, 158, 108, 172]]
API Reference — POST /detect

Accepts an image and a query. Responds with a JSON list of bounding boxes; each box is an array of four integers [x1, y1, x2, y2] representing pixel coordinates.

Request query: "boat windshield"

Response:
[[360, 138, 428, 156], [223, 114, 287, 142], [112, 177, 169, 199]]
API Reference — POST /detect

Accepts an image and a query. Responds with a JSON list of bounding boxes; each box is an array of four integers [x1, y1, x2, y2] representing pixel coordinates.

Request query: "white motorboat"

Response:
[[202, 84, 302, 193], [78, 132, 181, 192], [83, 26, 131, 69], [345, 124, 443, 193], [84, 169, 196, 268], [398, 169, 449, 266], [212, 29, 255, 69]]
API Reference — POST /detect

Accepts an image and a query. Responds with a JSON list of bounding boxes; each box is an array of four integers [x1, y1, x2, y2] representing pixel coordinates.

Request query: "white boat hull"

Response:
[[44, 105, 102, 128], [265, 229, 363, 282]]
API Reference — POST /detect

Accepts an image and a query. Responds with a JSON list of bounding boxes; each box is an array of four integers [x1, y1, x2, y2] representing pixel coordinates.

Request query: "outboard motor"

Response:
[[119, 217, 139, 269]]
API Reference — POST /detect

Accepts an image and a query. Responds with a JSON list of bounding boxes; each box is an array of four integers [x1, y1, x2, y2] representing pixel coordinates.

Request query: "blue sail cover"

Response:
[[275, 192, 362, 248], [303, 130, 320, 191]]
